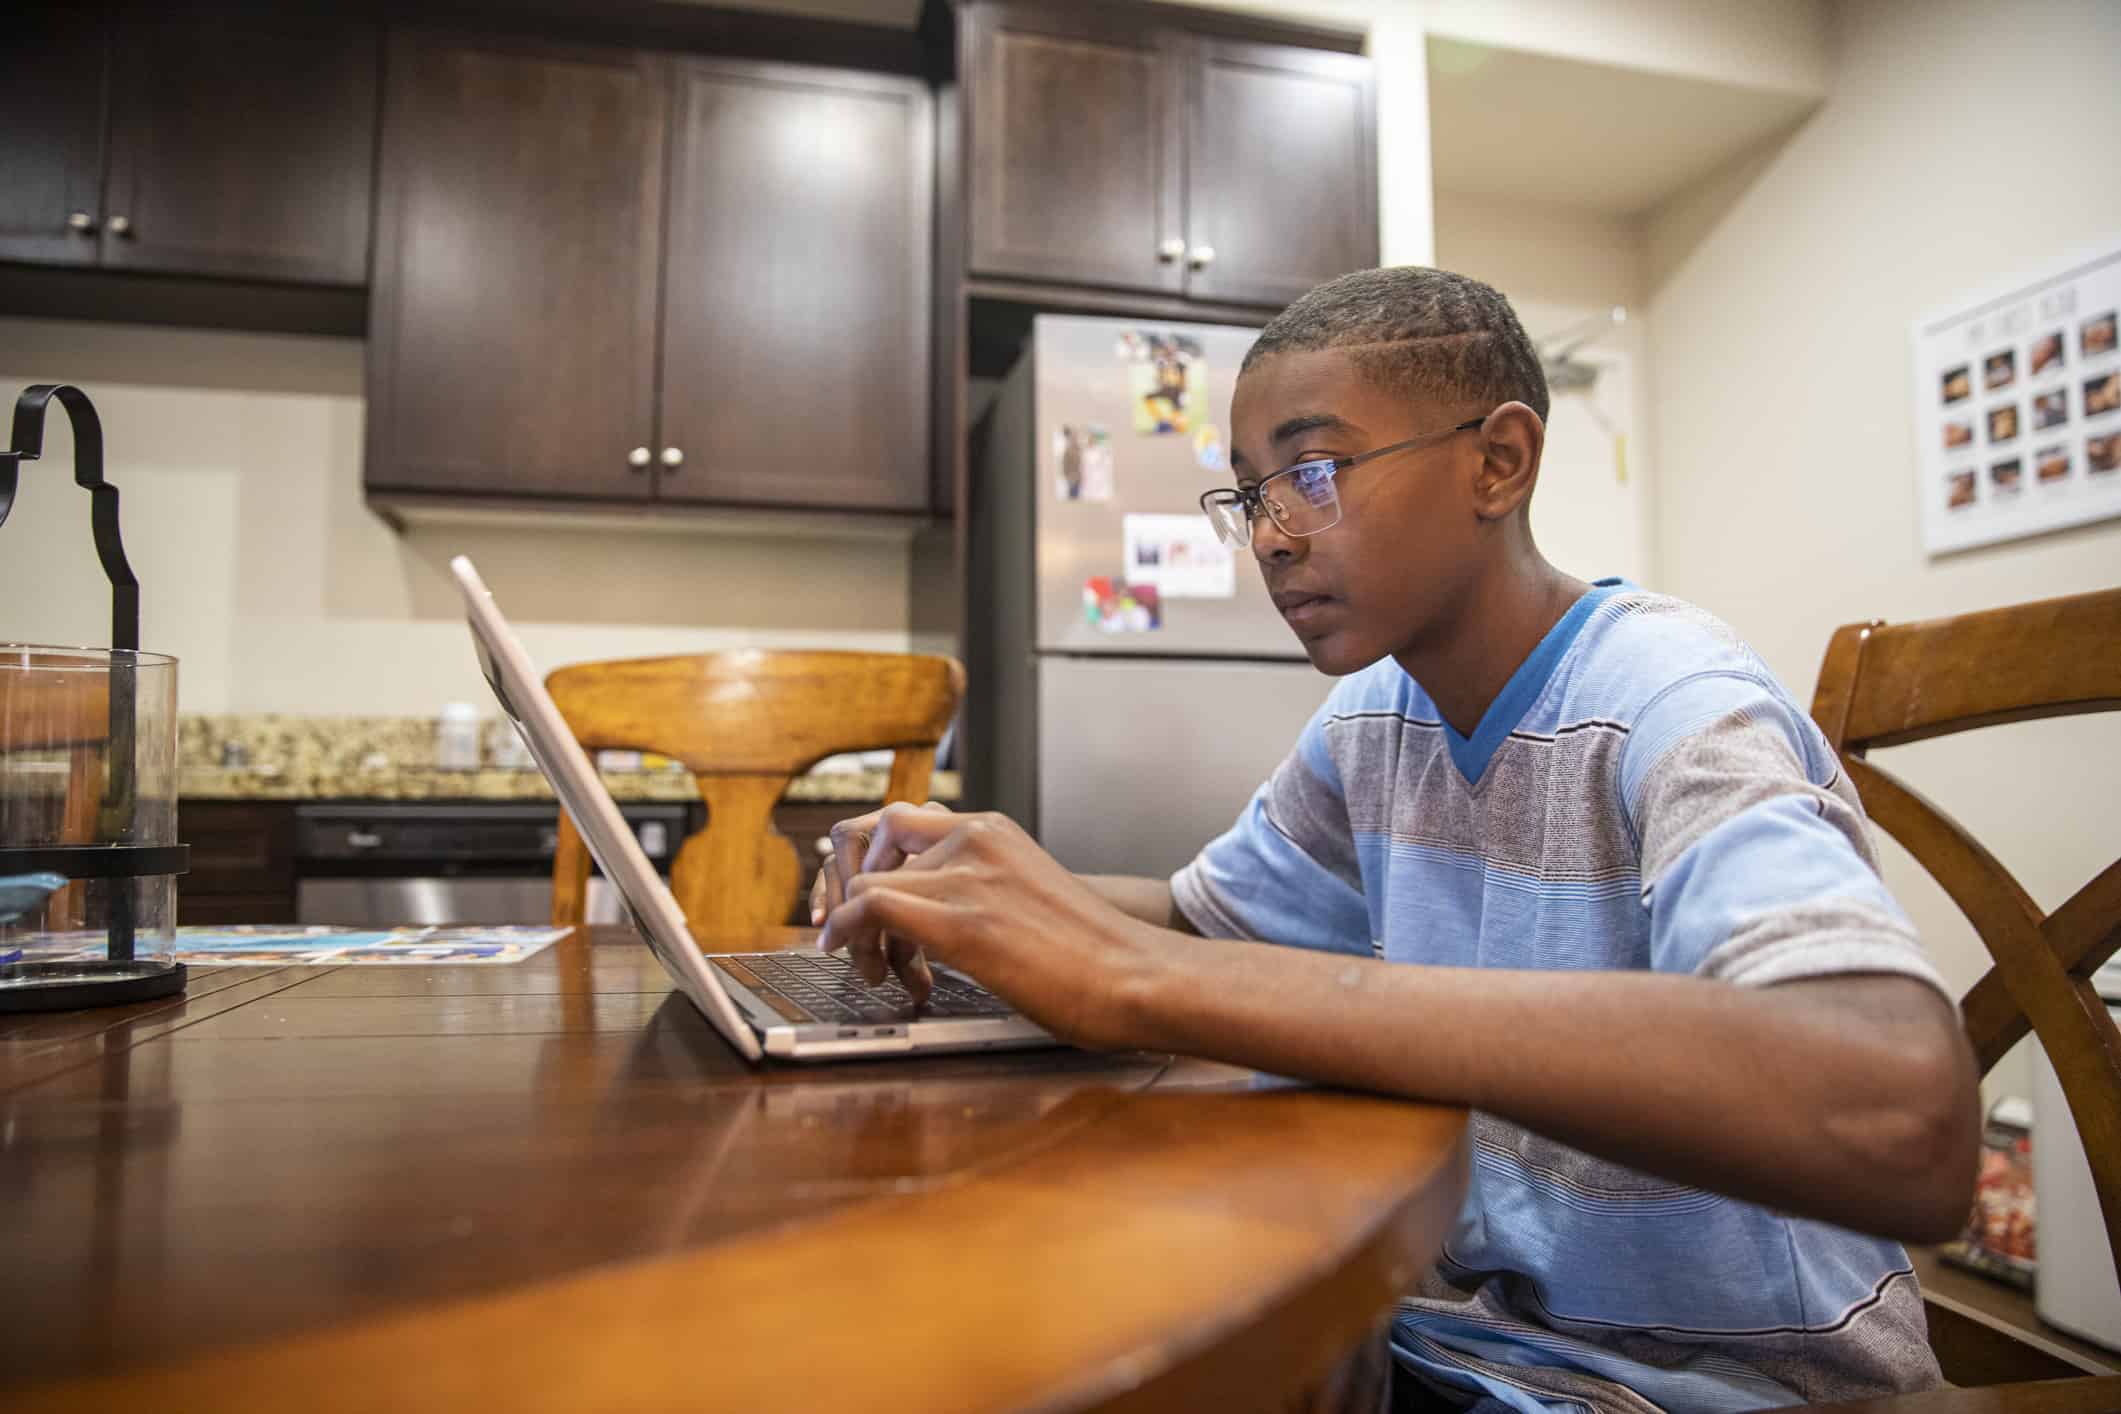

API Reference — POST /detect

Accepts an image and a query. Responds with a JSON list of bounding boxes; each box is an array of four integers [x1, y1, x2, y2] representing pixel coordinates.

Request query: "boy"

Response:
[[815, 268, 1977, 1411]]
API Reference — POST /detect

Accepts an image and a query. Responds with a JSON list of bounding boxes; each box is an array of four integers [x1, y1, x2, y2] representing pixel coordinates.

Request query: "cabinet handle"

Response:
[[659, 446, 684, 470], [1188, 244, 1216, 270], [1158, 236, 1186, 263], [106, 214, 132, 237], [346, 830, 382, 850], [627, 446, 652, 471], [66, 211, 94, 233]]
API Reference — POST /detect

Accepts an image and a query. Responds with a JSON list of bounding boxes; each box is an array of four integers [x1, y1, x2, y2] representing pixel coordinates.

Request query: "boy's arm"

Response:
[[1080, 875, 1195, 934], [822, 807, 1979, 1245]]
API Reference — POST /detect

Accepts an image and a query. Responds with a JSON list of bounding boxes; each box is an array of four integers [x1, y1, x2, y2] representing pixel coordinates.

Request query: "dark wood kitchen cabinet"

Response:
[[958, 1, 1375, 309], [177, 800, 297, 925], [963, 5, 1184, 298], [1182, 38, 1375, 308], [366, 36, 932, 514], [101, 12, 379, 284], [658, 61, 932, 512], [659, 61, 931, 511], [365, 32, 668, 501], [0, 7, 377, 285], [0, 10, 107, 268]]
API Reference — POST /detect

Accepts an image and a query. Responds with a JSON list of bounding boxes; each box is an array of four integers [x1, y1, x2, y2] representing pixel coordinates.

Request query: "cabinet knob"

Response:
[[1188, 244, 1216, 270], [627, 446, 652, 470], [659, 446, 684, 470], [106, 214, 132, 237], [66, 211, 94, 233], [1158, 236, 1186, 263]]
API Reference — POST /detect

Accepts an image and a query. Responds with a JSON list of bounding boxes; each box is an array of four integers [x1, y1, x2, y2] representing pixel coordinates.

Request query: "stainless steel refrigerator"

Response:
[[964, 314, 1332, 879]]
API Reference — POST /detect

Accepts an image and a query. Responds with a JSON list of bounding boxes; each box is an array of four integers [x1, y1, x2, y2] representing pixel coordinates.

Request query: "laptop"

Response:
[[450, 554, 1057, 1063]]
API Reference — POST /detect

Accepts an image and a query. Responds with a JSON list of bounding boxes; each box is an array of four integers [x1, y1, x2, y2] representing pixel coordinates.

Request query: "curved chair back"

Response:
[[1809, 588, 2121, 1282], [545, 650, 964, 946]]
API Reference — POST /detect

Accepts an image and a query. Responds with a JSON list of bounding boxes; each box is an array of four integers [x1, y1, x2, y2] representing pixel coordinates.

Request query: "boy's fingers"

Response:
[[862, 802, 957, 875], [827, 812, 881, 917], [821, 888, 958, 970], [887, 935, 934, 1003]]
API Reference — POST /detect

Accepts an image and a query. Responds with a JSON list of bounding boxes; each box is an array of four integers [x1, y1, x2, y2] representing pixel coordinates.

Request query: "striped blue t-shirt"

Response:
[[1171, 581, 1948, 1413]]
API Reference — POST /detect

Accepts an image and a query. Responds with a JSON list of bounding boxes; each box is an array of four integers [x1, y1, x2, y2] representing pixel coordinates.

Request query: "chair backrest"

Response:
[[543, 650, 965, 945], [1808, 587, 2121, 1277]]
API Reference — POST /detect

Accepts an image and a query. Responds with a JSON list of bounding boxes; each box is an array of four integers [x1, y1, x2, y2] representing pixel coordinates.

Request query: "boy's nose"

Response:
[[1251, 512, 1304, 564]]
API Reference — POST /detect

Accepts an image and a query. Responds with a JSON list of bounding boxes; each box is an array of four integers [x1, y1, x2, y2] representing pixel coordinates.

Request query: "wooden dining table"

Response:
[[0, 924, 1468, 1412]]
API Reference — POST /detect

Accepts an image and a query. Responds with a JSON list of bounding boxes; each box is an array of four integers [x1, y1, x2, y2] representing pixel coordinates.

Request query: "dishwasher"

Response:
[[294, 801, 692, 927]]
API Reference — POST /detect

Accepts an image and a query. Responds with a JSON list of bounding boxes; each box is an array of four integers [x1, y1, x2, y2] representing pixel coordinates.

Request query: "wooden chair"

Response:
[[1808, 586, 2121, 1409], [545, 650, 964, 948], [2, 662, 112, 931]]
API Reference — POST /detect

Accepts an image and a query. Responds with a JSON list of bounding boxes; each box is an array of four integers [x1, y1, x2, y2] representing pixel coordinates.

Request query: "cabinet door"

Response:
[[99, 12, 377, 284], [964, 3, 1183, 296], [366, 32, 666, 500], [0, 9, 107, 267], [658, 61, 930, 510], [1183, 39, 1376, 308]]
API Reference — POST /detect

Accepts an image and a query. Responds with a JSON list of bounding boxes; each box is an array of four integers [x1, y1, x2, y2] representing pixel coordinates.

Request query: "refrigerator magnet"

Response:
[[1052, 423, 1115, 502], [1116, 329, 1207, 436], [1193, 422, 1225, 471], [1123, 513, 1237, 600], [1082, 576, 1162, 633]]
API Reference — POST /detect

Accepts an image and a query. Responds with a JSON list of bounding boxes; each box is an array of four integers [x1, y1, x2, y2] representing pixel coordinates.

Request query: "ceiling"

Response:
[[1426, 38, 1818, 217]]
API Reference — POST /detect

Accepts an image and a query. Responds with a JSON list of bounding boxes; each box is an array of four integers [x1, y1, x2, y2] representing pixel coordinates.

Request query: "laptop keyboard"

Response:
[[716, 950, 1016, 1025]]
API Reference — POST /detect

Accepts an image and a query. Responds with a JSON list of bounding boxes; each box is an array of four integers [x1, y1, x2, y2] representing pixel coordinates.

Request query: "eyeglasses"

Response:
[[1197, 415, 1490, 548]]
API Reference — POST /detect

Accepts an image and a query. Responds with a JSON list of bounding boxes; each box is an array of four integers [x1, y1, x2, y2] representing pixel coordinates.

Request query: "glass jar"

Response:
[[0, 643, 185, 1008]]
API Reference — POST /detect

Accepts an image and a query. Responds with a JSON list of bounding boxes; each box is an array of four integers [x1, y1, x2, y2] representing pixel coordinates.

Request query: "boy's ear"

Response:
[[1469, 401, 1545, 522]]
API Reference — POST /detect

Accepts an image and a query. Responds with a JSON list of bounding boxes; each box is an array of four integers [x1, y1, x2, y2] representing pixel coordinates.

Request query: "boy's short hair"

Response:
[[1242, 266, 1551, 423]]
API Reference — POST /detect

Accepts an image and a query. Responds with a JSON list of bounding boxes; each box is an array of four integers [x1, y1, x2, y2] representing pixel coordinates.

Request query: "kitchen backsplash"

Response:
[[179, 715, 957, 804]]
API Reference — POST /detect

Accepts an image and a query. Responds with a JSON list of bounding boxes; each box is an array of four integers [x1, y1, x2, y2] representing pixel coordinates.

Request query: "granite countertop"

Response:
[[177, 715, 958, 805]]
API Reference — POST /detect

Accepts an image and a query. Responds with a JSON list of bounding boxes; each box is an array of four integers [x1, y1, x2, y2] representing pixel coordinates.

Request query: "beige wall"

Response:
[[1435, 193, 1656, 586], [1645, 0, 2121, 1099], [0, 318, 918, 717]]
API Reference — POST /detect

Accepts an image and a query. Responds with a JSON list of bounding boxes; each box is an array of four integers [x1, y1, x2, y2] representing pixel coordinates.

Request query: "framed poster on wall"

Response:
[[1910, 240, 2121, 556]]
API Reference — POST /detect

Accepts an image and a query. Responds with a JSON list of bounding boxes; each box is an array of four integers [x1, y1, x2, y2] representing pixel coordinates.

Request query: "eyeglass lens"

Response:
[[1203, 462, 1343, 547]]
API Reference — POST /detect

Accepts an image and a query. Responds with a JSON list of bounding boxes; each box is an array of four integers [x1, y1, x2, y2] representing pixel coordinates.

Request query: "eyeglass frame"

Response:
[[1197, 413, 1491, 547]]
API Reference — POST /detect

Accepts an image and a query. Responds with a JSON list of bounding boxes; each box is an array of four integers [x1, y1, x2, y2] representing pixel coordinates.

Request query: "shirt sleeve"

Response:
[[1168, 698, 1371, 955], [1619, 670, 1948, 995]]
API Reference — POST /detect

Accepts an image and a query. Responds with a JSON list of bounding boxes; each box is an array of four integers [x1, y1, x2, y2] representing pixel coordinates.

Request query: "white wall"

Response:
[[1645, 0, 2121, 1100], [1435, 193, 1655, 586], [0, 318, 918, 717]]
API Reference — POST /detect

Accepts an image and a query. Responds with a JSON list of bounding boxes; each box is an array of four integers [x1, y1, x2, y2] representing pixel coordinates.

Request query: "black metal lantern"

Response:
[[0, 384, 189, 1010]]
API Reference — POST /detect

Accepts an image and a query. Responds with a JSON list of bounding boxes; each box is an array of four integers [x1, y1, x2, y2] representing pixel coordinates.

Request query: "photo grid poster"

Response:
[[1911, 242, 2121, 555]]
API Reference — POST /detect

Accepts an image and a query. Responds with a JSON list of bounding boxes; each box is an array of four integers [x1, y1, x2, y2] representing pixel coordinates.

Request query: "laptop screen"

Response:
[[449, 554, 762, 1061]]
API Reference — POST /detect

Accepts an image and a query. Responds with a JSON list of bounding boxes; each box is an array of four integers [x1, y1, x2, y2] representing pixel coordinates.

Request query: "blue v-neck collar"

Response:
[[1439, 578, 1623, 786]]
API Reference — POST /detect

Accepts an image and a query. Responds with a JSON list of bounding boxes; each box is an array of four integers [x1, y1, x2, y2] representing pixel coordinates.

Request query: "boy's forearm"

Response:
[[1104, 930, 1977, 1242], [1079, 875, 1197, 934]]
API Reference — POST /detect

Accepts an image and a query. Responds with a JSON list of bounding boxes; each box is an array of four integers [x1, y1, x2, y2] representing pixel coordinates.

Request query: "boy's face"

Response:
[[1228, 349, 1505, 675]]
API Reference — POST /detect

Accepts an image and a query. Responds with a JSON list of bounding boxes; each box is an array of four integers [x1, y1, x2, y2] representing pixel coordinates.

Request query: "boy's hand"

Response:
[[809, 800, 953, 1000], [818, 808, 1155, 1050]]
